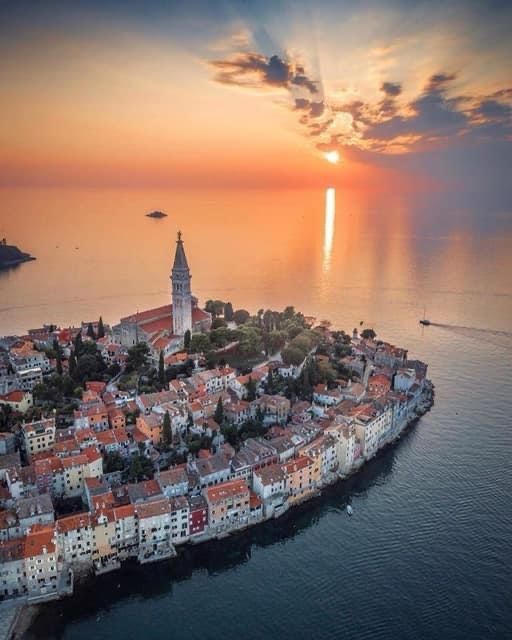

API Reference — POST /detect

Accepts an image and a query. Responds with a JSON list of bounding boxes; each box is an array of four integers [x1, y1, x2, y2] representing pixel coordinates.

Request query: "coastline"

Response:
[[0, 247, 36, 270], [17, 385, 434, 639]]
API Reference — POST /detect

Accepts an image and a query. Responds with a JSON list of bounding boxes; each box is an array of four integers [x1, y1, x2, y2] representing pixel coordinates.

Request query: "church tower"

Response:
[[171, 231, 192, 336]]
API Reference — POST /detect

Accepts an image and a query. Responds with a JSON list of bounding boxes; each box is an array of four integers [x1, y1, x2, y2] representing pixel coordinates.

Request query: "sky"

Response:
[[0, 0, 511, 195]]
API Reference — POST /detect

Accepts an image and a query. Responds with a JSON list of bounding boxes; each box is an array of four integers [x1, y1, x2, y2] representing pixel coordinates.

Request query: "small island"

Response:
[[146, 210, 168, 219], [0, 238, 36, 269]]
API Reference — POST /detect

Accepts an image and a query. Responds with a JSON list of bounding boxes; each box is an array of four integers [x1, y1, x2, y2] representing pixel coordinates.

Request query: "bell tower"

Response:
[[171, 231, 192, 336]]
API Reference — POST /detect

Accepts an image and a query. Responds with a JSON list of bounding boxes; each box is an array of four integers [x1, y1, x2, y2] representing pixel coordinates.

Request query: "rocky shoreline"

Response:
[[0, 243, 36, 269]]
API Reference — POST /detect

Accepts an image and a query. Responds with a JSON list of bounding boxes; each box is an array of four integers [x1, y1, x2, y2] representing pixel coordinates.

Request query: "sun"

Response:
[[324, 150, 340, 164]]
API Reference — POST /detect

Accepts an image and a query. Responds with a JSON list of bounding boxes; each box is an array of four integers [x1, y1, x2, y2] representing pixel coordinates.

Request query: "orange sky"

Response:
[[0, 2, 510, 191]]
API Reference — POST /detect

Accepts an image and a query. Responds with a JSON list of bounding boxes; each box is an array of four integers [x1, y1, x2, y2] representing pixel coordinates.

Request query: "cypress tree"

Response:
[[87, 322, 96, 340], [214, 396, 224, 425], [224, 302, 234, 322], [158, 350, 166, 388], [56, 349, 63, 376], [68, 353, 77, 378], [73, 332, 83, 357], [163, 410, 172, 447], [97, 316, 105, 339], [184, 329, 191, 351]]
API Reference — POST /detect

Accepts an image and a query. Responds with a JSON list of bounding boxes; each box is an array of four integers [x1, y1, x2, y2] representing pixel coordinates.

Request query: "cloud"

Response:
[[210, 53, 290, 89], [381, 81, 402, 97], [209, 48, 512, 165], [291, 68, 320, 94], [367, 73, 468, 142]]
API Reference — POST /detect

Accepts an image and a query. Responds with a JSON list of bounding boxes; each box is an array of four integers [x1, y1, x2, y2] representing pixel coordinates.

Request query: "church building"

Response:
[[113, 233, 212, 361]]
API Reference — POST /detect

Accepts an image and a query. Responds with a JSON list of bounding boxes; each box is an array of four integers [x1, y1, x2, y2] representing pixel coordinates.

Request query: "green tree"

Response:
[[75, 353, 106, 383], [205, 300, 225, 317], [127, 454, 153, 482], [283, 305, 296, 320], [245, 376, 257, 401], [126, 343, 149, 372], [233, 309, 250, 325], [282, 345, 306, 366], [87, 322, 96, 340], [238, 326, 263, 357], [266, 368, 275, 394], [224, 302, 234, 321], [104, 452, 124, 473], [361, 328, 376, 340], [184, 329, 191, 350], [211, 317, 227, 330], [190, 334, 211, 353], [73, 332, 83, 357], [265, 330, 287, 355], [162, 410, 172, 448], [214, 396, 224, 425], [68, 353, 77, 378], [53, 338, 63, 376], [158, 350, 166, 388], [97, 316, 105, 339]]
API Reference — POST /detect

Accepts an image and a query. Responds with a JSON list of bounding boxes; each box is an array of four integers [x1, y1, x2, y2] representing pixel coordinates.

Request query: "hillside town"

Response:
[[0, 233, 433, 607]]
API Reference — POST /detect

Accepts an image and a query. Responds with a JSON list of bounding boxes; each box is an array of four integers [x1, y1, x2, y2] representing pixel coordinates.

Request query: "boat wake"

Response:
[[428, 323, 512, 350]]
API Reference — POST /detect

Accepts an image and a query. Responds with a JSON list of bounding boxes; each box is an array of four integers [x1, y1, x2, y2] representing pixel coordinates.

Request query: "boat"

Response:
[[346, 505, 353, 516], [419, 307, 430, 326], [146, 210, 168, 219]]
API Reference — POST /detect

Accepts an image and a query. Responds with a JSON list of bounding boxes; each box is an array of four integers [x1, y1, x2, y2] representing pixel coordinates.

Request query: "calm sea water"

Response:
[[1, 187, 511, 639]]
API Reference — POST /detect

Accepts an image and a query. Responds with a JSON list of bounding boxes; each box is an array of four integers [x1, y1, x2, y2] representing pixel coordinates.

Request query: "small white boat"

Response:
[[346, 505, 353, 516]]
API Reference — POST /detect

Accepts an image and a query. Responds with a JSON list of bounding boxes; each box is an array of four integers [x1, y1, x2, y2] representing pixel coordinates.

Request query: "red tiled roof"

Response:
[[23, 526, 55, 558], [121, 304, 172, 324], [135, 498, 171, 519], [282, 456, 313, 474], [206, 479, 249, 503], [56, 512, 91, 533], [0, 390, 27, 403]]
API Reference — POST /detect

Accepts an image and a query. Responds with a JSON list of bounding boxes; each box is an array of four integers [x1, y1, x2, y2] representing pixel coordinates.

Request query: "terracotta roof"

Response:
[[112, 503, 135, 520], [135, 498, 171, 519], [158, 465, 188, 487], [121, 304, 172, 324], [23, 525, 56, 558], [0, 390, 27, 402], [56, 512, 91, 533], [96, 430, 117, 446], [254, 463, 285, 485], [282, 456, 314, 474], [35, 456, 63, 475], [141, 317, 172, 335], [206, 479, 249, 503], [0, 538, 25, 562]]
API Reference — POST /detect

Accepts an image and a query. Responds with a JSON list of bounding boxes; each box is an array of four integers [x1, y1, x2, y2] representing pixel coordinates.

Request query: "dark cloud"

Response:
[[295, 98, 310, 110], [209, 52, 320, 97], [291, 73, 319, 94], [308, 118, 333, 136], [366, 72, 467, 141], [210, 53, 290, 88], [211, 48, 512, 171], [476, 99, 511, 120], [381, 82, 402, 97], [294, 98, 324, 118], [309, 101, 325, 118], [425, 72, 456, 93]]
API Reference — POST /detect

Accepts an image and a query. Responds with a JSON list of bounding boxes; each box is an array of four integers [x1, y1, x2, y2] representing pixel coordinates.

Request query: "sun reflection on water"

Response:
[[323, 187, 336, 272]]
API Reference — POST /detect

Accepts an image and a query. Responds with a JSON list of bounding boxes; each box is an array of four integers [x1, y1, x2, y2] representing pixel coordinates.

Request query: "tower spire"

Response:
[[171, 231, 192, 337], [173, 231, 189, 271]]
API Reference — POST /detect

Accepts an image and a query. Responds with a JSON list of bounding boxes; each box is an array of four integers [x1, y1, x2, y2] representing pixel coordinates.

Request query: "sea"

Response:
[[1, 186, 511, 639]]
